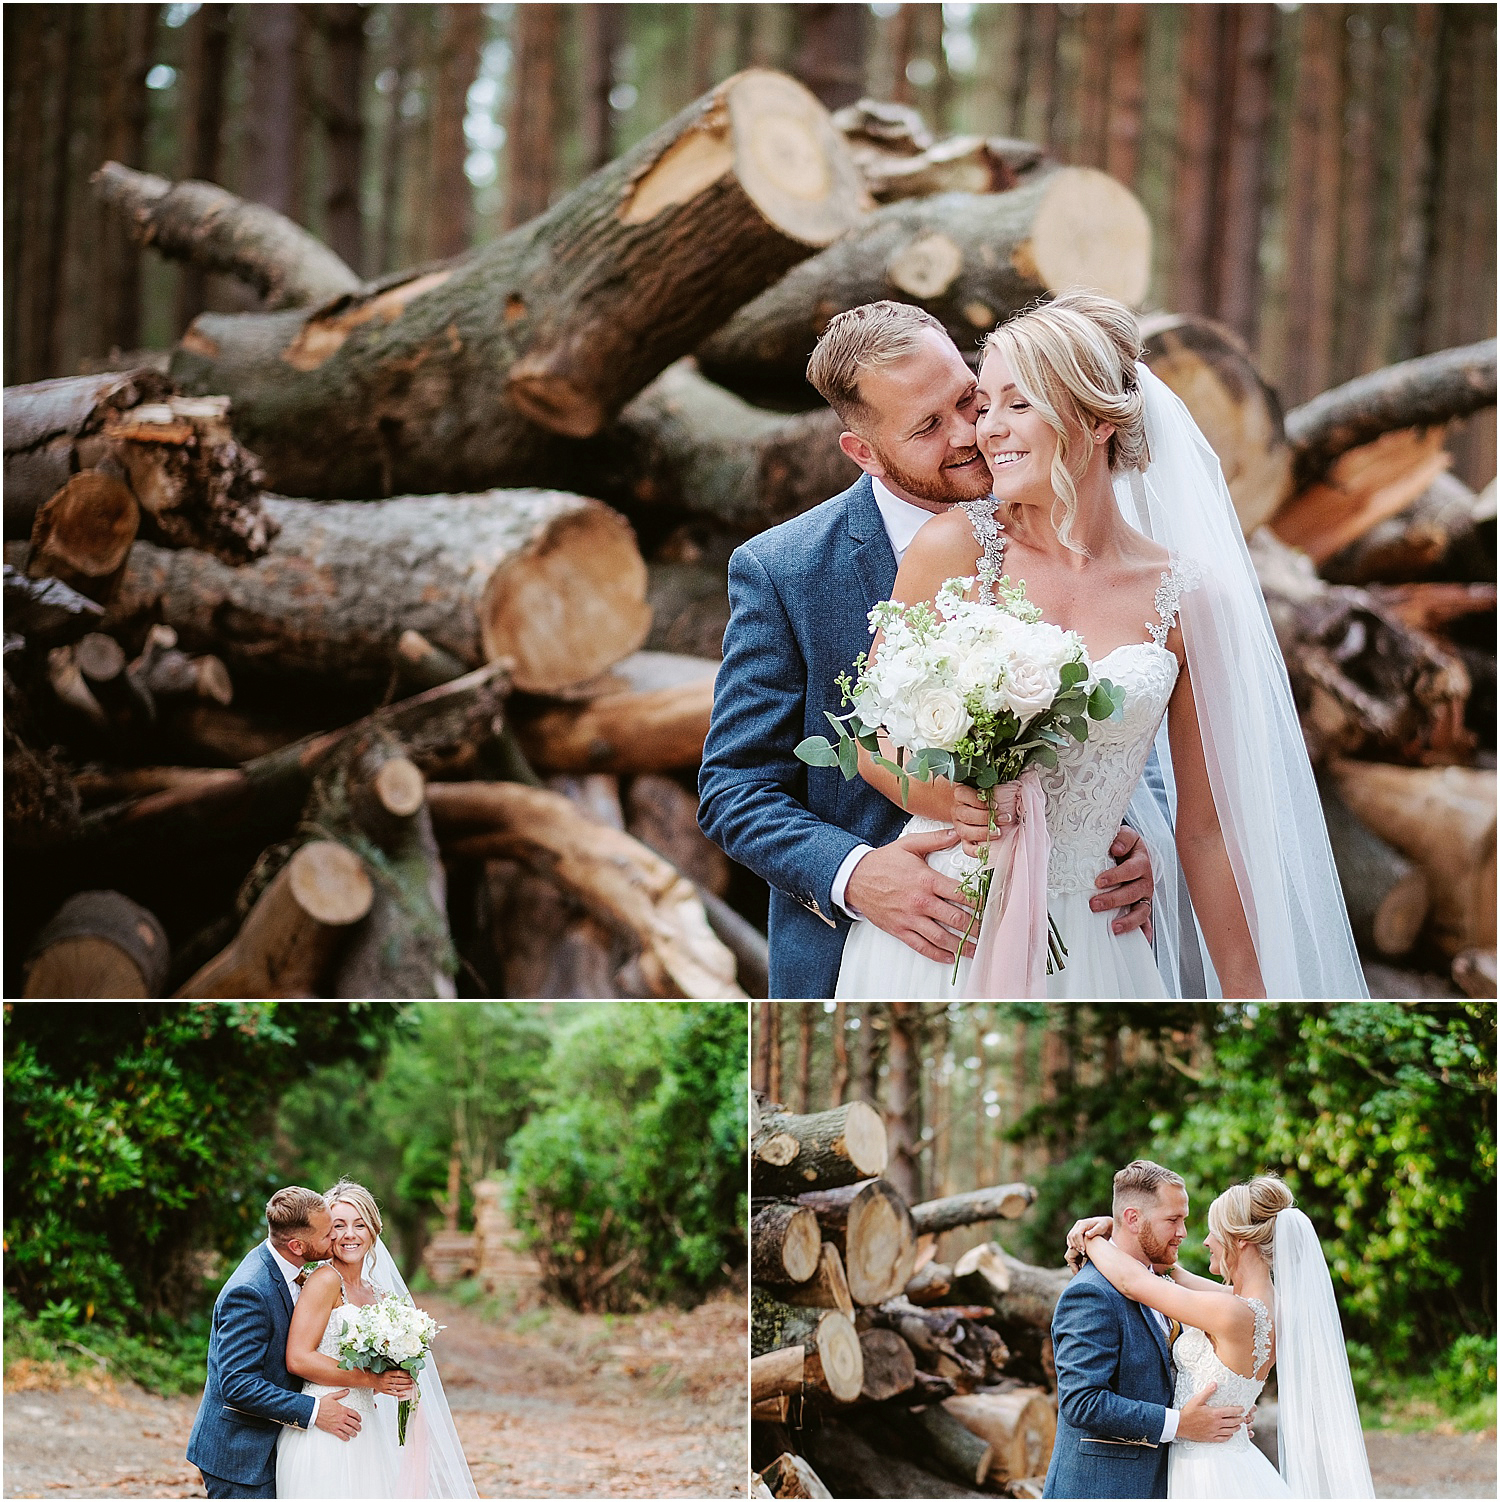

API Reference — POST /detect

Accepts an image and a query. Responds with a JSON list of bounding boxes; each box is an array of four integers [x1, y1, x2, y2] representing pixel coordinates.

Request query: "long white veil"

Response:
[[370, 1237, 479, 1499], [1117, 362, 1368, 997], [1272, 1208, 1375, 1497]]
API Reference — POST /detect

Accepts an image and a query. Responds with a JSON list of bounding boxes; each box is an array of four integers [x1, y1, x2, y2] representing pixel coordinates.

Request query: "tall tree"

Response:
[[1104, 5, 1148, 188], [175, 2, 231, 335], [1333, 6, 1380, 383], [1074, 5, 1114, 168], [243, 4, 303, 219], [1171, 4, 1221, 316], [579, 3, 620, 173], [1384, 4, 1441, 366], [754, 1002, 774, 1096], [792, 3, 869, 113], [884, 1002, 919, 1203], [321, 2, 367, 275], [36, 6, 79, 378], [1210, 4, 1276, 348], [505, 3, 561, 229], [888, 3, 918, 106], [429, 3, 482, 258], [795, 1002, 813, 1113], [830, 1001, 849, 1106], [375, 3, 419, 275]]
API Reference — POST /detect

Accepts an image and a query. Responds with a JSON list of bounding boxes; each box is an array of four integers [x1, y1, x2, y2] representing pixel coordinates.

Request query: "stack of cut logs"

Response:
[[751, 1092, 1066, 1499], [4, 71, 1494, 997]]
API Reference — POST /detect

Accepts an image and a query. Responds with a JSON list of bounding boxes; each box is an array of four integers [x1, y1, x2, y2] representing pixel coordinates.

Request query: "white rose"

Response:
[[911, 688, 973, 751], [1000, 656, 1059, 720]]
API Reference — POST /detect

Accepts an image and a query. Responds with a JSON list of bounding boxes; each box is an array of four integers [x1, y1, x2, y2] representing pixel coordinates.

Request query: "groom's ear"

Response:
[[839, 430, 882, 476]]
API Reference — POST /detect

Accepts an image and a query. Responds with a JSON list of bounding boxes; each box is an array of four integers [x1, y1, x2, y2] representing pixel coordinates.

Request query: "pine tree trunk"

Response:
[[39, 7, 79, 379], [579, 4, 620, 173], [322, 1, 367, 276], [375, 5, 419, 276], [243, 4, 303, 220], [505, 4, 561, 228], [885, 1002, 920, 1205], [1103, 5, 1146, 188], [430, 3, 482, 259], [175, 2, 232, 334], [1170, 4, 1220, 316], [793, 3, 869, 112], [1333, 7, 1379, 386]]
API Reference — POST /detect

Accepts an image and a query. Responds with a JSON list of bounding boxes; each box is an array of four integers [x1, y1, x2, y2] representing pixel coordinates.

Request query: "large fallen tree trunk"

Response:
[[751, 1098, 889, 1195], [5, 375, 273, 563], [23, 889, 170, 998], [134, 70, 867, 497], [698, 168, 1152, 407], [1139, 313, 1293, 534], [794, 1178, 918, 1305], [104, 491, 649, 693], [1285, 339, 1498, 489], [572, 360, 858, 537], [909, 1182, 1037, 1237], [426, 779, 744, 997], [944, 1388, 1056, 1486]]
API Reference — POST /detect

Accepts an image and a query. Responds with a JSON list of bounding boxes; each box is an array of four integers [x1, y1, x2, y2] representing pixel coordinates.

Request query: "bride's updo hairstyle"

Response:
[[1207, 1174, 1295, 1272], [984, 291, 1150, 555], [324, 1178, 383, 1268]]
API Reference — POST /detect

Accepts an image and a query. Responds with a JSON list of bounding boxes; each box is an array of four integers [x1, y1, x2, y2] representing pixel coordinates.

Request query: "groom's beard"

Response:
[[871, 442, 993, 506], [1138, 1225, 1181, 1267]]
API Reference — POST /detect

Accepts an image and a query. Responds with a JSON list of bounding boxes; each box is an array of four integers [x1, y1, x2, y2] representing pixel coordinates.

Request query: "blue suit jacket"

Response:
[[1043, 1260, 1175, 1499], [186, 1243, 316, 1486], [698, 475, 909, 998]]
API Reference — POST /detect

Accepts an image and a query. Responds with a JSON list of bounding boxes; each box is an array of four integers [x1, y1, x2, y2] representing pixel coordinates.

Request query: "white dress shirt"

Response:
[[829, 478, 947, 918], [267, 1240, 305, 1304]]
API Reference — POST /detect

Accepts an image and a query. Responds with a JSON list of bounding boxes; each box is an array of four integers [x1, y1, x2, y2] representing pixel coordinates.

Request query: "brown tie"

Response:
[[1168, 1317, 1182, 1348], [294, 1267, 310, 1287]]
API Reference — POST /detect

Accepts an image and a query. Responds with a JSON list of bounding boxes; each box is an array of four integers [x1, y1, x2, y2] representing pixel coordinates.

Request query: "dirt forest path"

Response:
[[3, 1289, 748, 1500]]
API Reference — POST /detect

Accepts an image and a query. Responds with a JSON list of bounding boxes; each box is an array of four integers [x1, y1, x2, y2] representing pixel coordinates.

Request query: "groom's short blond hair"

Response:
[[266, 1186, 326, 1240], [807, 300, 949, 427], [1112, 1160, 1185, 1215]]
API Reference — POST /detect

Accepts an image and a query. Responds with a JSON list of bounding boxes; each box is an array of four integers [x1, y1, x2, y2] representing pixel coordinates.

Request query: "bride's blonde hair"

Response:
[[1207, 1174, 1295, 1272], [984, 291, 1150, 555]]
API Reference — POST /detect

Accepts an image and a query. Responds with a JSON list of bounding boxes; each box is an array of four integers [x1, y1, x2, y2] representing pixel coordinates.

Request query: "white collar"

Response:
[[870, 476, 944, 563], [266, 1239, 304, 1286]]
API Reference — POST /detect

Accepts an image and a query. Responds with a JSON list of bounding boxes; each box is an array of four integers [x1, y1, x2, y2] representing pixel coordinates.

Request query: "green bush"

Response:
[[1433, 1334, 1498, 1410], [507, 1002, 745, 1309]]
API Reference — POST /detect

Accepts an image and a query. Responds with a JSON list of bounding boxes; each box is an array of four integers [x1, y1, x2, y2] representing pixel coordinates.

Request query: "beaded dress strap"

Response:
[[1241, 1294, 1273, 1379], [960, 496, 1007, 604], [1145, 556, 1203, 648]]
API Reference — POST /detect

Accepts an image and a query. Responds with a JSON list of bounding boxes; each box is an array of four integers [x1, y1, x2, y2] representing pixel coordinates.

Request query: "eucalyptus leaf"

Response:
[[795, 736, 840, 767]]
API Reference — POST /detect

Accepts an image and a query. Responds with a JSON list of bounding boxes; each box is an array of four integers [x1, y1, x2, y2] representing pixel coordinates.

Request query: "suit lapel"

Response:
[[261, 1242, 295, 1323], [1136, 1291, 1174, 1376], [846, 478, 898, 618]]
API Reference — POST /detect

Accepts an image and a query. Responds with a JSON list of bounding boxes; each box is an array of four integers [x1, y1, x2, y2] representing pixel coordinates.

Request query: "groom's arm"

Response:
[[698, 544, 865, 923], [1053, 1283, 1171, 1444], [217, 1284, 317, 1430]]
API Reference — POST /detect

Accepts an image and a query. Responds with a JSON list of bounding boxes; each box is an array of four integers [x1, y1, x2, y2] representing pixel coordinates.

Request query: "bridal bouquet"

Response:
[[796, 576, 1125, 980], [337, 1293, 442, 1445]]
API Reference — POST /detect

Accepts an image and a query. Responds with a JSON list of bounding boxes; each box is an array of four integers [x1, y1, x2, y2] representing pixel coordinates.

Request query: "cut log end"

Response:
[[809, 1310, 864, 1403], [841, 1098, 888, 1177], [1026, 166, 1152, 309], [287, 839, 375, 927], [373, 756, 426, 819], [29, 472, 140, 585]]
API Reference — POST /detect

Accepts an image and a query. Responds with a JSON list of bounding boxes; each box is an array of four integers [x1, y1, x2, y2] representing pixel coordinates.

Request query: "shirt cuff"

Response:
[[1160, 1408, 1179, 1444], [831, 845, 873, 918]]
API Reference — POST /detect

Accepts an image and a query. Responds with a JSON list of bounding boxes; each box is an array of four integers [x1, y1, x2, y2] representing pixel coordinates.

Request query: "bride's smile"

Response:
[[329, 1202, 376, 1275]]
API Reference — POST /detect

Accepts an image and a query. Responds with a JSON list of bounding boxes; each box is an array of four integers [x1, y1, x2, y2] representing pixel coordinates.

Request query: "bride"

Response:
[[277, 1180, 476, 1499], [1067, 1178, 1375, 1499], [837, 292, 1366, 999]]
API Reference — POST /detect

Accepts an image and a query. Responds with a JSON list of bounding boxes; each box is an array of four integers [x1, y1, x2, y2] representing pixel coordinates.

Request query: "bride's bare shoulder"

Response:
[[893, 505, 982, 601]]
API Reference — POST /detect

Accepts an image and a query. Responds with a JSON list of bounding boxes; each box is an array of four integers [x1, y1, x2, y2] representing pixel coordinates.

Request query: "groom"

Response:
[[1044, 1160, 1244, 1499], [698, 300, 1154, 997], [187, 1187, 361, 1499]]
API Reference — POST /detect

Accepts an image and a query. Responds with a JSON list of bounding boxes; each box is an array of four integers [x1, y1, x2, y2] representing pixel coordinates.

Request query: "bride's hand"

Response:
[[1065, 1214, 1114, 1270], [952, 783, 1021, 858], [373, 1370, 417, 1399]]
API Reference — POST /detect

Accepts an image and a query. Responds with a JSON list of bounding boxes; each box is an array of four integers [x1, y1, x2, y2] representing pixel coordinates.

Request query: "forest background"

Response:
[[753, 1000, 1497, 1430], [3, 1000, 747, 1394], [4, 0, 1495, 489]]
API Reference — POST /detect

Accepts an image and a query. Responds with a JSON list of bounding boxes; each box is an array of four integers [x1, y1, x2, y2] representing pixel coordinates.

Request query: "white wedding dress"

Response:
[[836, 540, 1190, 999], [1167, 1297, 1289, 1499], [276, 1296, 401, 1499]]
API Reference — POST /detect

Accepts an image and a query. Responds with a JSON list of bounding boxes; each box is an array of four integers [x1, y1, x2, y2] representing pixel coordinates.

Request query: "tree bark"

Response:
[[793, 3, 869, 112], [854, 1327, 918, 1403], [795, 1178, 917, 1306], [159, 71, 866, 496], [909, 1405, 993, 1488], [428, 780, 744, 998], [1169, 4, 1220, 316], [242, 4, 303, 221], [175, 2, 232, 333], [885, 1002, 920, 1204], [23, 889, 169, 998], [623, 771, 731, 897], [1322, 470, 1494, 586], [749, 1292, 864, 1402], [104, 491, 649, 694], [579, 5, 620, 173], [1103, 6, 1146, 189], [321, 1, 367, 276], [1139, 312, 1292, 535], [751, 1344, 805, 1403], [752, 1201, 823, 1285], [1329, 760, 1496, 957], [1318, 777, 1429, 958], [505, 4, 561, 229], [95, 162, 361, 312], [513, 652, 716, 773], [909, 1183, 1038, 1237], [776, 1240, 855, 1319], [1284, 340, 1498, 488], [430, 3, 483, 258], [951, 1243, 1071, 1332], [177, 839, 373, 997], [698, 169, 1151, 407], [751, 1099, 889, 1197], [944, 1388, 1056, 1484]]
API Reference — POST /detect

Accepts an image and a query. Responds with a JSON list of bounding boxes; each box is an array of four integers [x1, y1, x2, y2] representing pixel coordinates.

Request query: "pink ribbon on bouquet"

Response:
[[966, 767, 1050, 998]]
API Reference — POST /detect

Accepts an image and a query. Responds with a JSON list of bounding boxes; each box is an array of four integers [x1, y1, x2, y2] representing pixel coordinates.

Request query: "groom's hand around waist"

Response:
[[844, 829, 979, 964], [314, 1390, 361, 1441], [1175, 1381, 1244, 1443]]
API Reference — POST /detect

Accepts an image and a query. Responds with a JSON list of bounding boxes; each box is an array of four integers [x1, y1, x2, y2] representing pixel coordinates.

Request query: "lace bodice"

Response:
[[1171, 1297, 1272, 1455], [953, 502, 1193, 893], [299, 1280, 389, 1418]]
